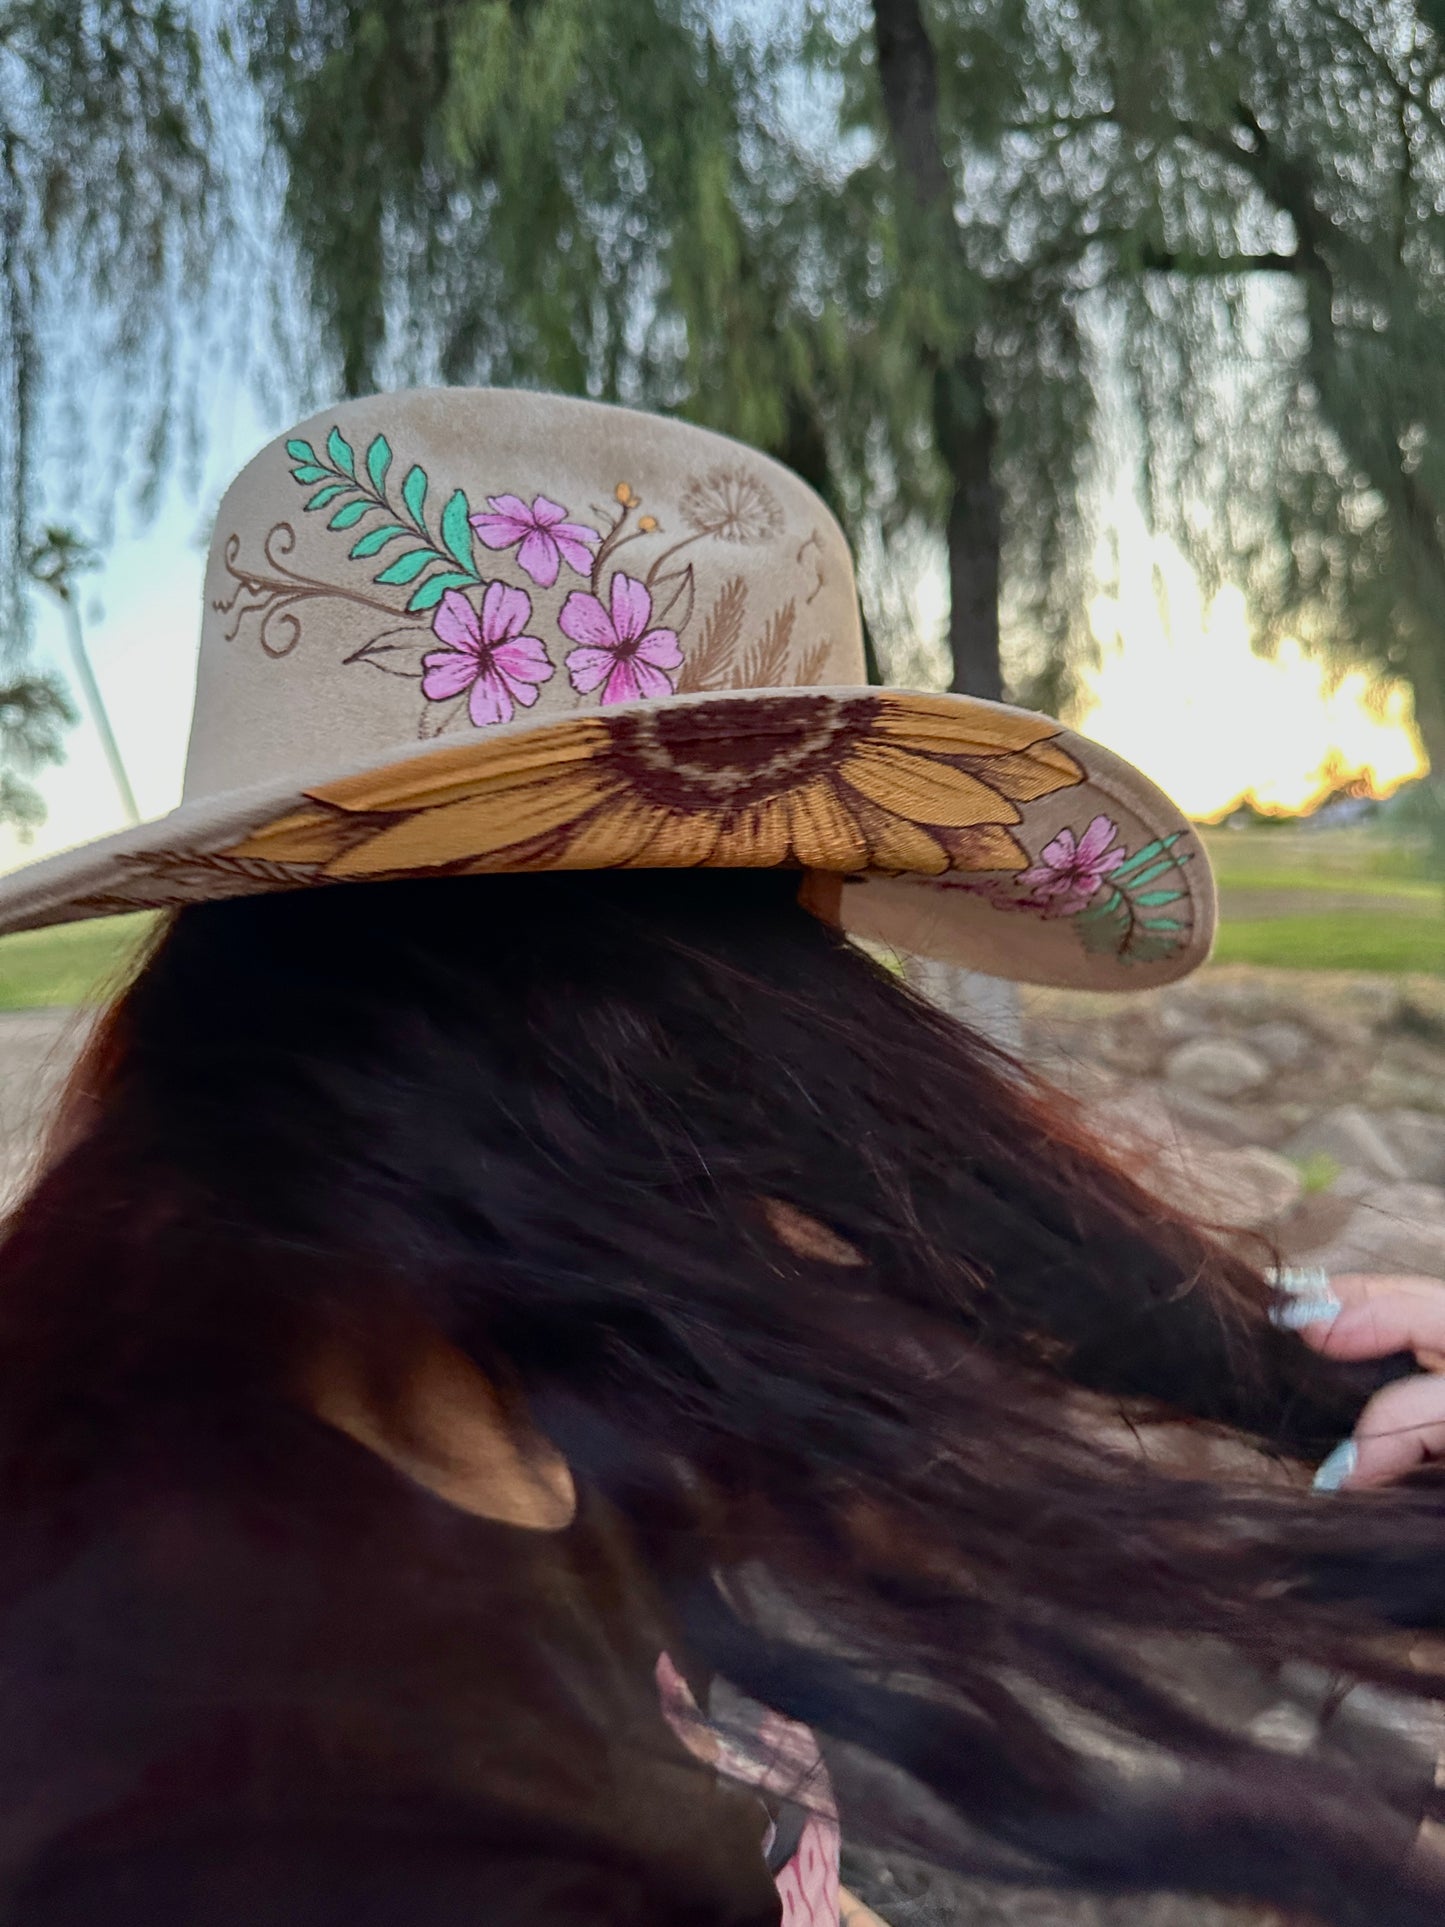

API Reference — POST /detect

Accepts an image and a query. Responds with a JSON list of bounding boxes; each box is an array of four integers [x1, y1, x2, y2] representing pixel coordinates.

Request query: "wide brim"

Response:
[[0, 687, 1215, 992]]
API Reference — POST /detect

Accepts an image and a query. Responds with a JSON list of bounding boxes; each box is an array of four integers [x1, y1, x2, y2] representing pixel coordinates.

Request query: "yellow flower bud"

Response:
[[638, 514, 658, 533], [615, 482, 633, 504]]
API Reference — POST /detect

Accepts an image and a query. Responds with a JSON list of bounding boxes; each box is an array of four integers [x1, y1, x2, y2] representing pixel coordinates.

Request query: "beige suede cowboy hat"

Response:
[[0, 389, 1214, 989]]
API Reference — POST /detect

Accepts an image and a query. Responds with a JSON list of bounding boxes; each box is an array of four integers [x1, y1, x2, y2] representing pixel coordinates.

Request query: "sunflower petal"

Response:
[[549, 795, 677, 869], [229, 806, 354, 866], [321, 767, 616, 877], [870, 694, 1064, 757], [937, 824, 1033, 872], [843, 743, 1020, 827], [953, 744, 1086, 802], [707, 801, 793, 868], [784, 778, 870, 870], [843, 796, 952, 875], [310, 719, 611, 815]]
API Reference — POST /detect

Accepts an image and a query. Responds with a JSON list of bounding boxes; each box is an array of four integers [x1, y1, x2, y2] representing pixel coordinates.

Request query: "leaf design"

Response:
[[676, 576, 747, 692], [440, 489, 477, 573], [402, 464, 428, 526], [350, 523, 410, 560], [419, 694, 466, 739], [653, 564, 696, 633], [795, 639, 832, 683], [375, 547, 437, 586], [290, 464, 329, 485], [286, 438, 318, 464], [347, 630, 434, 679], [742, 599, 796, 687], [328, 500, 369, 531], [307, 483, 349, 510], [407, 568, 481, 613], [326, 427, 356, 477], [1074, 838, 1194, 964], [366, 434, 393, 492]]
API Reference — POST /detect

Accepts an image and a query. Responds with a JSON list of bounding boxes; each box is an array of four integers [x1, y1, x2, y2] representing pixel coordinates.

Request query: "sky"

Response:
[[0, 396, 1425, 878]]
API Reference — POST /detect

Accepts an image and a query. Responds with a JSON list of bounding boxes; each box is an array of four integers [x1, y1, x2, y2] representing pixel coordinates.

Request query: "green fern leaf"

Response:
[[375, 547, 436, 586], [326, 427, 356, 477], [402, 465, 428, 526], [408, 569, 481, 612], [350, 523, 410, 559], [286, 439, 318, 464], [307, 483, 349, 510], [440, 490, 477, 573], [366, 435, 393, 493], [328, 500, 369, 530]]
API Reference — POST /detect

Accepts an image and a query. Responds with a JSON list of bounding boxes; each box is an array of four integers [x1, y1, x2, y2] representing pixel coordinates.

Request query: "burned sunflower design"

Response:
[[222, 693, 1085, 883]]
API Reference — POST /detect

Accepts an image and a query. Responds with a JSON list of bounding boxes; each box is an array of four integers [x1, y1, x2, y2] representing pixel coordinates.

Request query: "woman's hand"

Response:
[[1285, 1272, 1445, 1488]]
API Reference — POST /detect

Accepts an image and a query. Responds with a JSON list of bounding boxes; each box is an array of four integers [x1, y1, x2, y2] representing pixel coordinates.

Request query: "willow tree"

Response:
[[942, 0, 1445, 767], [0, 0, 222, 826]]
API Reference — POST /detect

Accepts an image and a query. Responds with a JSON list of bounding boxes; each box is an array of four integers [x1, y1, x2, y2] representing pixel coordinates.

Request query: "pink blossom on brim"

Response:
[[558, 570, 683, 705], [468, 493, 600, 589], [1016, 814, 1126, 916], [421, 582, 554, 728]]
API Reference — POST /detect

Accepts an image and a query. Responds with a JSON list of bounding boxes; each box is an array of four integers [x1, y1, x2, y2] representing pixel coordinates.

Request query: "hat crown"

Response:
[[189, 389, 864, 803]]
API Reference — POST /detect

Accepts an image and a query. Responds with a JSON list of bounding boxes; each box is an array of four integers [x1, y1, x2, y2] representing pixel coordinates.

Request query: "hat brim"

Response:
[[0, 686, 1214, 992]]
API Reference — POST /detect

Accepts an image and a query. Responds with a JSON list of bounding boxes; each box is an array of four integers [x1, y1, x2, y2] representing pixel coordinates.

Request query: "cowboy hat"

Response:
[[0, 388, 1214, 989]]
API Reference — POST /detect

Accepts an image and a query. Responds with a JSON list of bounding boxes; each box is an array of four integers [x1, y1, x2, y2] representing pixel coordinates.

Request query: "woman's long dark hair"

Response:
[[6, 868, 1445, 1922]]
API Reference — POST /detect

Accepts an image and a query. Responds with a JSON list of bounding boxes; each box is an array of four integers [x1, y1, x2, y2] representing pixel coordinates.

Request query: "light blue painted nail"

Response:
[[1313, 1440, 1359, 1493], [1266, 1265, 1331, 1297], [1269, 1293, 1342, 1331]]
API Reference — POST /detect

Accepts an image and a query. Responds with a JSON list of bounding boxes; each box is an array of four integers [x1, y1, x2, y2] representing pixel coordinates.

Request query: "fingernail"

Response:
[[1270, 1293, 1342, 1330], [1313, 1440, 1359, 1493], [1266, 1265, 1331, 1297]]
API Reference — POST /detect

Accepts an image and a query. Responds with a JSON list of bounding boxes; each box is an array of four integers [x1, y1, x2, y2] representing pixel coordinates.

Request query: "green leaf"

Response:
[[1076, 887, 1123, 922], [286, 438, 318, 464], [350, 522, 410, 559], [1118, 855, 1183, 890], [1113, 833, 1182, 878], [290, 463, 329, 485], [440, 490, 476, 572], [1140, 916, 1183, 931], [366, 434, 393, 493], [375, 546, 438, 586], [328, 500, 370, 530], [306, 483, 349, 510], [326, 427, 356, 477], [407, 569, 482, 612], [402, 464, 428, 526], [1131, 888, 1186, 907]]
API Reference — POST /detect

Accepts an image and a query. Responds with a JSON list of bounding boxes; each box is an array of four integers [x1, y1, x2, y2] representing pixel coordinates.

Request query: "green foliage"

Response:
[[0, 0, 227, 827]]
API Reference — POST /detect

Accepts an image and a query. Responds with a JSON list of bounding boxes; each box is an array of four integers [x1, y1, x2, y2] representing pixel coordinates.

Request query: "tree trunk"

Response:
[[937, 361, 1004, 701], [870, 0, 1005, 703], [871, 0, 1019, 1045]]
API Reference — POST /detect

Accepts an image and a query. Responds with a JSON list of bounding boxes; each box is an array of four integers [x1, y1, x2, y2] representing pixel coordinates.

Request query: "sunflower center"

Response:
[[603, 695, 877, 809]]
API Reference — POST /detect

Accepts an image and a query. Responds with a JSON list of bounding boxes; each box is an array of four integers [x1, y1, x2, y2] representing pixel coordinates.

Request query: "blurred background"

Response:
[[3, 3, 1445, 1272]]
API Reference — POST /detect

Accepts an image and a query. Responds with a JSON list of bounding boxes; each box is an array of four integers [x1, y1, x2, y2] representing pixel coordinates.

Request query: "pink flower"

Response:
[[469, 494, 599, 588], [421, 582, 554, 728], [558, 572, 683, 705], [1016, 813, 1126, 916]]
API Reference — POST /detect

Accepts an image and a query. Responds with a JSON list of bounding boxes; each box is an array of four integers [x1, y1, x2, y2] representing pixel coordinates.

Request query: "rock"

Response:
[[1345, 978, 1404, 1028], [1242, 1020, 1315, 1070], [1163, 1037, 1270, 1100], [1283, 1106, 1408, 1184], [1364, 1042, 1445, 1115], [1380, 1109, 1445, 1185], [1158, 1086, 1294, 1148]]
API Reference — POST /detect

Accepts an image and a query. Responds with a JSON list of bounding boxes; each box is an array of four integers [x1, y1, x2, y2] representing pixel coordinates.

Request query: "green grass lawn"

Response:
[[0, 915, 153, 1010], [1210, 912, 1445, 973]]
